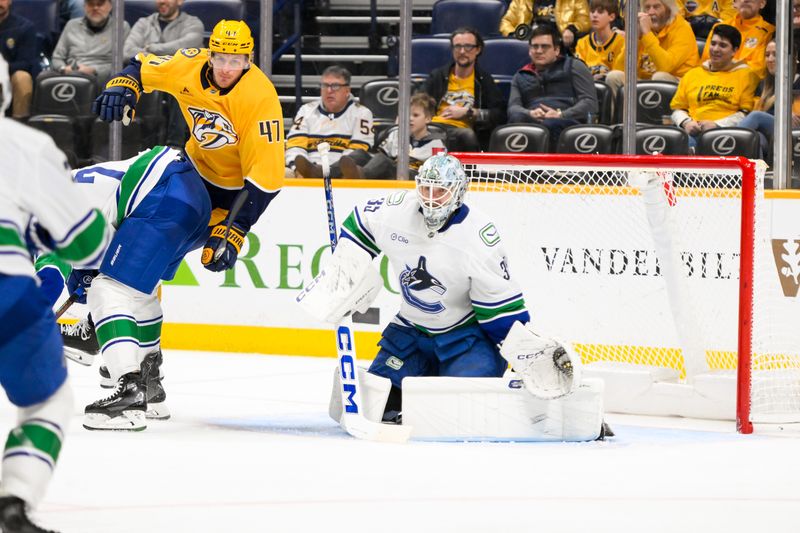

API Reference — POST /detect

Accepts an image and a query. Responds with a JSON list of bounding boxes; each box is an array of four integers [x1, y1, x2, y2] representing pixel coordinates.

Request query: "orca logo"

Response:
[[188, 107, 238, 149], [638, 89, 662, 109], [399, 256, 446, 313], [376, 86, 399, 106], [51, 82, 76, 103], [504, 132, 529, 152], [574, 133, 598, 153], [642, 135, 667, 154], [711, 135, 736, 155]]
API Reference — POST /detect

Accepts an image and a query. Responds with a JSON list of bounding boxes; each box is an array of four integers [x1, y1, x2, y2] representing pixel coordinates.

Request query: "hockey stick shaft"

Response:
[[54, 286, 85, 320], [213, 188, 250, 262], [317, 142, 411, 443]]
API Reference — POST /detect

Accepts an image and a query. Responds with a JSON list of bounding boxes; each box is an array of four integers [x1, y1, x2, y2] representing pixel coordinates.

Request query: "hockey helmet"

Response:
[[415, 153, 469, 233], [0, 54, 10, 117], [208, 20, 254, 55]]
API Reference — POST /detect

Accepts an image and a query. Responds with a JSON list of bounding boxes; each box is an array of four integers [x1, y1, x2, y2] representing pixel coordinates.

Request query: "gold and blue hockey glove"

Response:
[[92, 75, 140, 123], [201, 223, 246, 272]]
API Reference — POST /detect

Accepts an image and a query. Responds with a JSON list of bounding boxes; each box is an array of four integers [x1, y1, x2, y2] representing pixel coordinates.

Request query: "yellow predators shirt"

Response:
[[677, 0, 736, 20], [670, 62, 760, 121], [703, 15, 775, 79], [137, 49, 285, 194], [432, 71, 475, 129], [574, 30, 625, 77], [635, 15, 699, 79]]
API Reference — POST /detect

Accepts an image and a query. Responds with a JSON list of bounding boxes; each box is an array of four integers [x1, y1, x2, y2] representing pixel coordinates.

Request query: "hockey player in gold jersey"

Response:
[[93, 20, 285, 272]]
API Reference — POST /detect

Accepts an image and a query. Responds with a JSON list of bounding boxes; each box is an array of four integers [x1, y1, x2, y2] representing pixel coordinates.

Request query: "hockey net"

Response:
[[454, 152, 800, 433]]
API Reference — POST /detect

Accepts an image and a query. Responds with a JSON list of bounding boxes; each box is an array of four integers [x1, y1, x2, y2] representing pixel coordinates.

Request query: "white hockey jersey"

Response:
[[379, 130, 446, 172], [285, 97, 374, 167], [0, 119, 110, 279], [340, 191, 529, 344]]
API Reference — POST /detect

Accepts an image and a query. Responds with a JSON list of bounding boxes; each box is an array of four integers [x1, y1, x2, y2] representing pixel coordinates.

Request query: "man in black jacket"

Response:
[[508, 22, 597, 150], [424, 27, 506, 151], [0, 0, 38, 118]]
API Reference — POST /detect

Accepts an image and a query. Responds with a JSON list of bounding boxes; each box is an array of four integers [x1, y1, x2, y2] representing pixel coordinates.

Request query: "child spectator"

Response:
[[340, 93, 446, 180], [574, 0, 625, 83]]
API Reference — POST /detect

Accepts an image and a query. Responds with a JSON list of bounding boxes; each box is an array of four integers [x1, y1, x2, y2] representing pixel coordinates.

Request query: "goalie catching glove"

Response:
[[500, 321, 581, 400], [296, 238, 382, 325], [201, 222, 246, 272]]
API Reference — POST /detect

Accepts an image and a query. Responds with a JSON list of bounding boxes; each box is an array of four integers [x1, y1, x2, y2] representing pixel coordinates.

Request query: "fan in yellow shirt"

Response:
[[574, 0, 625, 83], [701, 0, 774, 79]]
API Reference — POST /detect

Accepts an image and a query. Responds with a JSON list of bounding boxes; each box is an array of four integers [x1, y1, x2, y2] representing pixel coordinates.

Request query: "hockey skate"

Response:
[[60, 315, 98, 366], [141, 350, 170, 420], [0, 496, 58, 533], [83, 372, 147, 431]]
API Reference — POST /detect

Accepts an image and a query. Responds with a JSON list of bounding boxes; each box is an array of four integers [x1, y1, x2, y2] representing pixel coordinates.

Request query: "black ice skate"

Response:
[[141, 350, 170, 420], [0, 496, 58, 533], [83, 372, 147, 431], [98, 365, 114, 389], [60, 315, 98, 366]]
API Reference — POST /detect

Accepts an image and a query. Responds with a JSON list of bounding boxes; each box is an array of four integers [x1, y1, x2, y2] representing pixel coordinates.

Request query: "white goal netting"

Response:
[[459, 153, 800, 431]]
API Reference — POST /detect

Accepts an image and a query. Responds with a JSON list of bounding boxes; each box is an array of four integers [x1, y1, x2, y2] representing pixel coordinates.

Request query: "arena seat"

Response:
[[696, 127, 760, 159], [182, 0, 244, 37], [430, 0, 505, 37], [32, 74, 96, 116], [12, 0, 59, 54], [636, 126, 689, 155], [26, 114, 79, 167], [411, 37, 452, 78], [594, 81, 613, 125], [374, 123, 449, 152], [614, 80, 678, 125], [489, 123, 549, 153], [359, 78, 400, 127], [556, 124, 614, 154], [91, 117, 159, 162], [480, 38, 529, 78]]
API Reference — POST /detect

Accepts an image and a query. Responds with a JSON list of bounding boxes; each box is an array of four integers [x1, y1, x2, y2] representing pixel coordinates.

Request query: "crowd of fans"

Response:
[[1, 0, 797, 181]]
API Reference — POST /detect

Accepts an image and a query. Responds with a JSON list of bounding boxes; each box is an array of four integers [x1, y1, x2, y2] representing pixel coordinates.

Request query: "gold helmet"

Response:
[[208, 20, 254, 55]]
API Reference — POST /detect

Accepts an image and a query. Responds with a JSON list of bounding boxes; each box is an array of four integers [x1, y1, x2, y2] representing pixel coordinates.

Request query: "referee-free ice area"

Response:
[[5, 351, 798, 533]]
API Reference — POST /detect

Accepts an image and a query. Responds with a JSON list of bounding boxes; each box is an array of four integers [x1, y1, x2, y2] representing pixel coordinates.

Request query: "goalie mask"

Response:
[[415, 154, 469, 233], [0, 54, 10, 117]]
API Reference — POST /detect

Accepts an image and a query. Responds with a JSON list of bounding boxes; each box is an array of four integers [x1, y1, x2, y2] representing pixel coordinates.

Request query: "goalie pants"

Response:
[[368, 323, 507, 389]]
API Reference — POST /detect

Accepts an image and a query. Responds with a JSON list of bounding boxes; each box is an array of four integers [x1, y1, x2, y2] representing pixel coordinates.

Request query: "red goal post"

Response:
[[451, 152, 799, 434]]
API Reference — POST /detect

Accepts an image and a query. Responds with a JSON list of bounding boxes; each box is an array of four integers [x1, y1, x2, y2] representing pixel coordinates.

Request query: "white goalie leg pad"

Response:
[[4, 381, 73, 507], [402, 376, 604, 441], [296, 238, 382, 325], [500, 321, 581, 400], [329, 366, 392, 424]]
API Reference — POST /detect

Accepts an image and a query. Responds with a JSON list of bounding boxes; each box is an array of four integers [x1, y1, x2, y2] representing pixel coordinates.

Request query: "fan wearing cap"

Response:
[[92, 19, 285, 272]]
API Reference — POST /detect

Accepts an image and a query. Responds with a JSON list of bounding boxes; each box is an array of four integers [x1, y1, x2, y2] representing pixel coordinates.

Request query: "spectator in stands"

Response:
[[574, 0, 625, 84], [500, 0, 590, 50], [424, 27, 505, 152], [507, 22, 597, 150], [49, 0, 130, 89], [737, 40, 800, 160], [0, 0, 38, 118], [677, 0, 736, 39], [794, 0, 800, 54], [339, 93, 446, 180], [286, 65, 373, 179], [701, 0, 774, 79], [670, 24, 760, 149], [124, 0, 203, 147], [605, 0, 699, 95], [59, 0, 83, 30]]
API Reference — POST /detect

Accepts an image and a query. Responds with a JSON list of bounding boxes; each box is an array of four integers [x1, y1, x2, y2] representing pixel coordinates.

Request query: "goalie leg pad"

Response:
[[329, 367, 392, 424]]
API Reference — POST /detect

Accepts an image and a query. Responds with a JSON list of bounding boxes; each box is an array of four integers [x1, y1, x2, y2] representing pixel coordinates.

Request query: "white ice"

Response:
[[3, 351, 798, 533]]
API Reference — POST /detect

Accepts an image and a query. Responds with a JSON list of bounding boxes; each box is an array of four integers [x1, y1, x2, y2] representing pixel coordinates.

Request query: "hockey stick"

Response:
[[317, 142, 412, 443], [54, 287, 85, 320], [213, 189, 250, 262]]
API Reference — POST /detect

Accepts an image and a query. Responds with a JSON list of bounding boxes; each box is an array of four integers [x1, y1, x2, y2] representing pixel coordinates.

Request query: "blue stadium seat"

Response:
[[696, 127, 760, 159], [122, 0, 155, 26], [489, 123, 549, 153], [182, 0, 243, 38], [411, 38, 452, 78], [12, 0, 59, 53], [557, 124, 615, 154], [480, 38, 529, 78], [636, 126, 689, 155], [430, 0, 505, 37], [494, 75, 512, 103]]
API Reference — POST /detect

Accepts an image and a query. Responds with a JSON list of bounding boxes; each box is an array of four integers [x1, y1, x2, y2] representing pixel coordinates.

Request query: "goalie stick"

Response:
[[317, 142, 412, 443]]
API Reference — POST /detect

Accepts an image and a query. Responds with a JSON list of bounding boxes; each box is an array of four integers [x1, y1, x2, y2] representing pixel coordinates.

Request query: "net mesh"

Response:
[[459, 154, 800, 424]]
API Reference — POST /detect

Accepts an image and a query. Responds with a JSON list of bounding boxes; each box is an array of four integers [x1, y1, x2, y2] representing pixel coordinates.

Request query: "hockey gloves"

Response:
[[92, 75, 140, 123], [66, 269, 98, 304], [201, 222, 246, 272]]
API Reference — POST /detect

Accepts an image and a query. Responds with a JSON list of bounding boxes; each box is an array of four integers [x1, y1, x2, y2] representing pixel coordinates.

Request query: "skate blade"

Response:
[[146, 402, 170, 420], [83, 410, 146, 431], [64, 346, 96, 366]]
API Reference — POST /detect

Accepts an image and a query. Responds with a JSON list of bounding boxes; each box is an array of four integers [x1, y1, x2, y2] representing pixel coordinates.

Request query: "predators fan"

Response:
[[93, 19, 284, 272]]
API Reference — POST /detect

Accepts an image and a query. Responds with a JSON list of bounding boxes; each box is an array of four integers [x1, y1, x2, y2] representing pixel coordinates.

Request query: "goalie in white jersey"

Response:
[[300, 154, 582, 423], [0, 56, 111, 532]]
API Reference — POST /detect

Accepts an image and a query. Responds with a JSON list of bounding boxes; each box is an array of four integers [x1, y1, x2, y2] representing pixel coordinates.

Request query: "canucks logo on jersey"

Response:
[[399, 256, 446, 314], [188, 107, 238, 149]]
